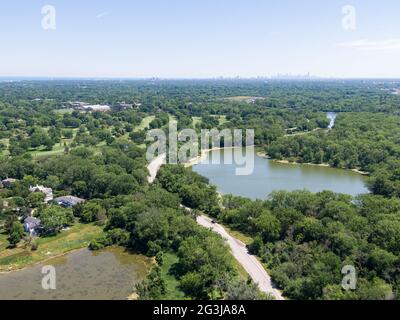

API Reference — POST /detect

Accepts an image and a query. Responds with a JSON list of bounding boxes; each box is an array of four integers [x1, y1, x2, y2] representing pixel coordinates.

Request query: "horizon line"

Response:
[[1, 76, 400, 81]]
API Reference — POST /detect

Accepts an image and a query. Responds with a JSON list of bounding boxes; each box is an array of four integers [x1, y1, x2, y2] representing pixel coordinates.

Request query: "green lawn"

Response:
[[0, 233, 9, 252], [192, 117, 202, 126], [160, 252, 186, 300], [29, 142, 69, 158], [134, 116, 155, 132], [29, 128, 79, 158], [31, 146, 62, 158], [0, 223, 103, 272], [222, 225, 253, 246], [218, 115, 228, 125]]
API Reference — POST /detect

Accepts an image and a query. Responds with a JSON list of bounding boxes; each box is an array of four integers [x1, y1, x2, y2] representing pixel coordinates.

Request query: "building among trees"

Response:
[[54, 196, 85, 208], [23, 217, 42, 236], [29, 185, 54, 203]]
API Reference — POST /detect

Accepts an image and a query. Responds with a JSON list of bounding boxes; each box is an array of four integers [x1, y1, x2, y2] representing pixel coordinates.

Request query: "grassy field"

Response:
[[8, 116, 155, 159], [29, 128, 79, 158], [29, 142, 70, 158], [218, 115, 228, 125], [191, 115, 226, 126], [134, 116, 155, 132], [192, 117, 202, 126], [0, 223, 103, 272], [160, 252, 186, 300]]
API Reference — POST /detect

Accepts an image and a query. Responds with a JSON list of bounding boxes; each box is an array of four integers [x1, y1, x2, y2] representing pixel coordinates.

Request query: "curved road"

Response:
[[197, 215, 284, 300], [147, 155, 284, 300]]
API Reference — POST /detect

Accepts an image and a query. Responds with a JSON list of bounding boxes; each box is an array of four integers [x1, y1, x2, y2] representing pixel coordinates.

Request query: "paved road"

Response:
[[147, 155, 284, 300], [197, 215, 284, 300]]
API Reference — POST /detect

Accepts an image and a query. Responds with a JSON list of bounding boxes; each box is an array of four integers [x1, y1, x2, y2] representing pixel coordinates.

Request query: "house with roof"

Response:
[[114, 102, 133, 111], [54, 196, 85, 208], [29, 185, 54, 203], [23, 217, 42, 236]]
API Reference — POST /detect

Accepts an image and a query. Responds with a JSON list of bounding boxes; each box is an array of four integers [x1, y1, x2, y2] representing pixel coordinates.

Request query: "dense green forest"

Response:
[[157, 165, 400, 300], [267, 113, 400, 197], [1, 79, 400, 300]]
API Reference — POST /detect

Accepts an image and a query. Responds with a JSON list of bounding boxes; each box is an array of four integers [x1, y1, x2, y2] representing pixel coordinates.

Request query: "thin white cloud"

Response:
[[96, 12, 109, 19], [336, 39, 400, 51]]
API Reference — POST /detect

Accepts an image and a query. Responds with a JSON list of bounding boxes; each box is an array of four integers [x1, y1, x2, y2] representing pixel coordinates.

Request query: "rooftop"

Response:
[[24, 216, 41, 228], [54, 195, 85, 207]]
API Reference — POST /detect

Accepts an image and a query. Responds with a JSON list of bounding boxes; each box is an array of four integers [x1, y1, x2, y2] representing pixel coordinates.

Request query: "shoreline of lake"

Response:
[[0, 246, 152, 300], [0, 223, 103, 273], [0, 247, 87, 275], [192, 147, 369, 199], [272, 159, 369, 176], [185, 145, 256, 168], [189, 147, 369, 177]]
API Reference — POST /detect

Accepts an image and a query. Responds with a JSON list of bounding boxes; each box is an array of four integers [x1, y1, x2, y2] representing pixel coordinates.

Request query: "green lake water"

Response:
[[193, 148, 368, 199]]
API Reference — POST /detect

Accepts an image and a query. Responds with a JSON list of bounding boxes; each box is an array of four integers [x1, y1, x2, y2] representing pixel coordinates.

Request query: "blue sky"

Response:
[[1, 0, 400, 78]]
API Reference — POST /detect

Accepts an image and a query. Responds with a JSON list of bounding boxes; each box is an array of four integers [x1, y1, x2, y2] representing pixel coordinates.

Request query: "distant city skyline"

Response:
[[1, 0, 400, 78]]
